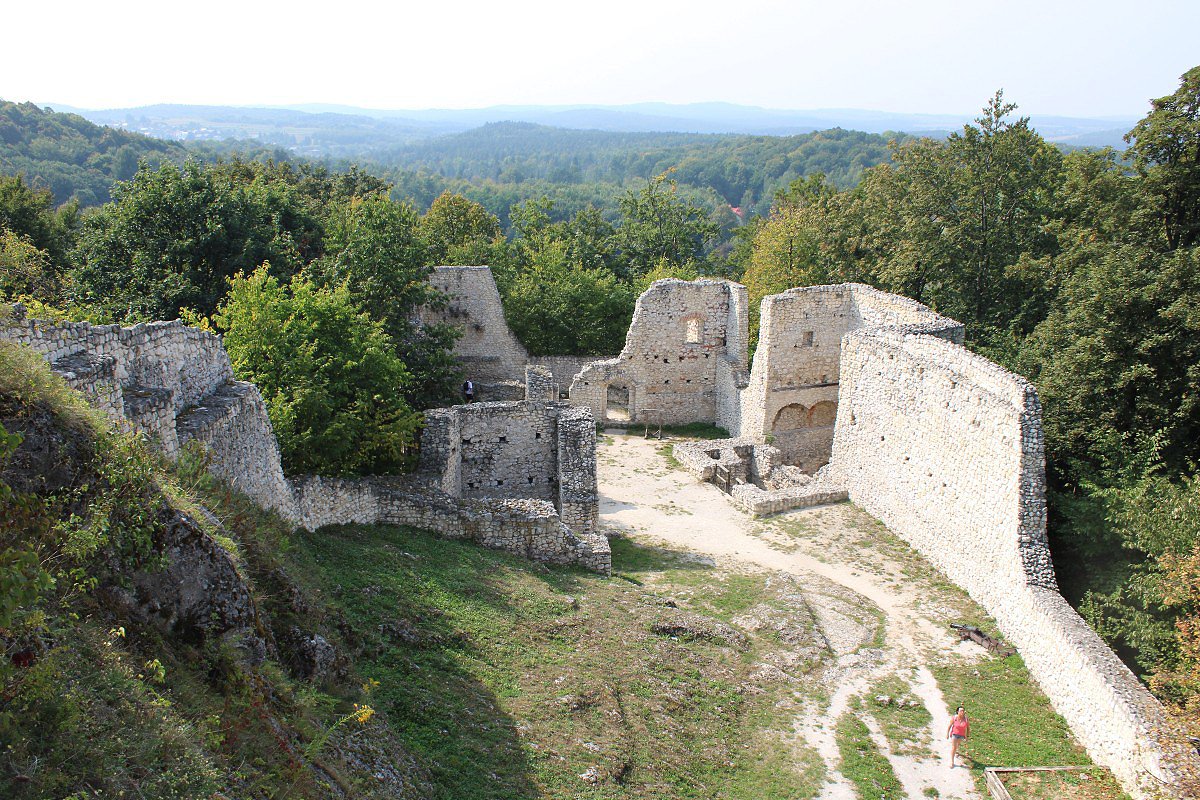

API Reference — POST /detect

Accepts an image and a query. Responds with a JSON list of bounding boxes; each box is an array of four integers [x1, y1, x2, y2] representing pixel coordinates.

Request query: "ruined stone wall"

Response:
[[529, 355, 613, 395], [451, 401, 559, 503], [417, 399, 600, 540], [1, 314, 233, 450], [175, 382, 298, 520], [423, 266, 529, 384], [731, 284, 960, 472], [829, 329, 1196, 799], [290, 475, 610, 573], [1, 307, 608, 573], [570, 279, 748, 425], [524, 364, 557, 402]]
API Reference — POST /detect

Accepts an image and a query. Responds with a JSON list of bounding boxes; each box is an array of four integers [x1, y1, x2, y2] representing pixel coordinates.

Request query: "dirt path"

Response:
[[597, 430, 982, 800]]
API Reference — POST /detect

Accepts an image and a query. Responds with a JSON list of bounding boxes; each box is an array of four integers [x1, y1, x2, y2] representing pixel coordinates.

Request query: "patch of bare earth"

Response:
[[599, 430, 987, 799]]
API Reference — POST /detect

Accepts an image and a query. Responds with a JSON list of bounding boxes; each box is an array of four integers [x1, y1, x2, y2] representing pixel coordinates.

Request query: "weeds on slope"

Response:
[[288, 527, 829, 799]]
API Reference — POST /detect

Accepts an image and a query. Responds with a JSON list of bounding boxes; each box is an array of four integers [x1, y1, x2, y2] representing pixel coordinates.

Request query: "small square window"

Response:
[[685, 317, 702, 344], [802, 331, 814, 347]]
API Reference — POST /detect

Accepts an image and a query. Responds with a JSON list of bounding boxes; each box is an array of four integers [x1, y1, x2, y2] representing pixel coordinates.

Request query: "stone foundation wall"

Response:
[[1, 312, 233, 448], [290, 475, 610, 573], [829, 329, 1197, 799]]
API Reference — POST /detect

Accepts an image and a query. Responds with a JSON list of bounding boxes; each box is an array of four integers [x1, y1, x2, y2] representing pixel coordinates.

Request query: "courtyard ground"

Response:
[[597, 429, 1123, 800]]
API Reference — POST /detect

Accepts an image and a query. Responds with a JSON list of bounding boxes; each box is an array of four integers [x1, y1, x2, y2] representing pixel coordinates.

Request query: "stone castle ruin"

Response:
[[0, 307, 609, 574], [422, 267, 1199, 799], [4, 267, 1199, 798]]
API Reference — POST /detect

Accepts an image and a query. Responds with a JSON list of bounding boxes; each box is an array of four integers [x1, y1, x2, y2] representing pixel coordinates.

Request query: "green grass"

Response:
[[1002, 767, 1129, 800], [287, 523, 828, 799], [932, 655, 1093, 791], [658, 422, 731, 440], [836, 713, 904, 799], [864, 676, 933, 756]]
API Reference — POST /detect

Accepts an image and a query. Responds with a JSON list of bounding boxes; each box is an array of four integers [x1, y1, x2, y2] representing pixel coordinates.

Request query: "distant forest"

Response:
[[0, 100, 900, 223]]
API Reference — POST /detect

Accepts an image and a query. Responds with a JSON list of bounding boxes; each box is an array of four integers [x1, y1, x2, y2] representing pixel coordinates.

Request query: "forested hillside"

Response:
[[374, 123, 896, 210], [0, 101, 898, 227], [0, 101, 186, 206]]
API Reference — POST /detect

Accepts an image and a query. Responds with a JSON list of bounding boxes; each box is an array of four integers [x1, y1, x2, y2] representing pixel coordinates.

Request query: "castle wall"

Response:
[[829, 329, 1195, 799], [733, 284, 960, 472], [444, 401, 559, 503], [569, 279, 748, 425], [529, 355, 614, 396], [0, 307, 607, 573], [1, 315, 233, 449], [417, 399, 601, 542], [290, 475, 610, 573], [175, 381, 298, 520], [422, 266, 529, 384]]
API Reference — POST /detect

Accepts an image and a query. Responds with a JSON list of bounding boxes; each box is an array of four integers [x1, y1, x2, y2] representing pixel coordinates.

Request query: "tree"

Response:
[[865, 93, 1063, 343], [500, 239, 634, 356], [1125, 66, 1200, 251], [419, 191, 504, 265], [306, 193, 460, 408], [72, 160, 317, 320], [614, 173, 720, 278], [0, 174, 75, 268], [215, 265, 420, 476], [0, 229, 55, 300]]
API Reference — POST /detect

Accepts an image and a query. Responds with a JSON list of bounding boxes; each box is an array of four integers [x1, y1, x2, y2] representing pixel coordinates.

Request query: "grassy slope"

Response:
[[287, 527, 827, 799], [1, 338, 1128, 799]]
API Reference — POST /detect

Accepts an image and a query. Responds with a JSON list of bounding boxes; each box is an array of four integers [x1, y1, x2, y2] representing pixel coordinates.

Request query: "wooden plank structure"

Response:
[[984, 766, 1104, 800]]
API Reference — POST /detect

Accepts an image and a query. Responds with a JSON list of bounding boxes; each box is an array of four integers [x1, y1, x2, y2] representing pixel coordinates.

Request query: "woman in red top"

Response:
[[947, 705, 970, 767]]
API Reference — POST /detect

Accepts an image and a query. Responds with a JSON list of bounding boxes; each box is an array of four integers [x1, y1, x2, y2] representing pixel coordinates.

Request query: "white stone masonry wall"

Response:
[[422, 266, 530, 384], [569, 279, 748, 425], [829, 329, 1198, 799]]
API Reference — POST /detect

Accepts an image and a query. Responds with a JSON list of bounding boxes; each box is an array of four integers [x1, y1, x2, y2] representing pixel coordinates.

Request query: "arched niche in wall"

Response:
[[772, 402, 810, 433], [808, 400, 838, 428]]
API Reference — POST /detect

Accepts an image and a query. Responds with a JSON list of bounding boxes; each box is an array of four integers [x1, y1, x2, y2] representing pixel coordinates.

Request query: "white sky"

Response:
[[3, 0, 1196, 118]]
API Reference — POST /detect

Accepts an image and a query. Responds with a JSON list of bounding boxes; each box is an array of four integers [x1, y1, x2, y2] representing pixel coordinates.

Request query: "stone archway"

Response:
[[770, 400, 838, 472]]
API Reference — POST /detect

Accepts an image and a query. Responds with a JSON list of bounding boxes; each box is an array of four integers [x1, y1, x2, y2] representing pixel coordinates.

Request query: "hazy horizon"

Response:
[[4, 0, 1197, 119]]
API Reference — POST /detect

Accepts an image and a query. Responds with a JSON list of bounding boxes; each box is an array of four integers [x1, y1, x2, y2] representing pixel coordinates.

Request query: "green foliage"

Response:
[[72, 160, 319, 320], [499, 237, 634, 355], [865, 92, 1063, 340], [0, 100, 185, 206], [308, 193, 461, 409], [0, 228, 57, 300], [216, 265, 420, 475], [1019, 244, 1200, 479], [0, 173, 77, 267], [419, 190, 504, 265], [615, 173, 721, 277], [1125, 65, 1200, 250]]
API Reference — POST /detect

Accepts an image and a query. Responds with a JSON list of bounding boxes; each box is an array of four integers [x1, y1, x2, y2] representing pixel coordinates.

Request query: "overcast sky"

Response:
[[4, 0, 1195, 118]]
